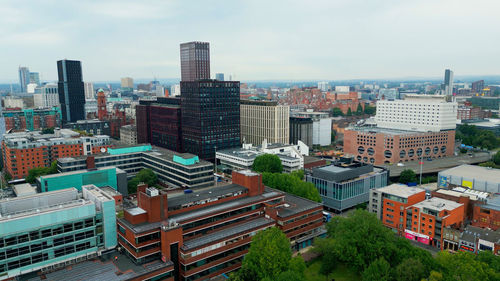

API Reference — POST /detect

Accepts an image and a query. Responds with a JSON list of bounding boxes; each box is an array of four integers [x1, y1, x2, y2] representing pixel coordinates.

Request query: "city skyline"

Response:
[[1, 0, 500, 82]]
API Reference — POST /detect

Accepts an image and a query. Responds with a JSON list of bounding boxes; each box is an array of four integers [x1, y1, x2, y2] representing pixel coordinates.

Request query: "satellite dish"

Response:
[[100, 148, 106, 153]]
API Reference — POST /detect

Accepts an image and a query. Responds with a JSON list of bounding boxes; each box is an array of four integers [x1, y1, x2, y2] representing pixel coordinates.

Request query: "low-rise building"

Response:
[[116, 170, 325, 280], [0, 185, 117, 280], [459, 225, 500, 255], [291, 111, 332, 146], [405, 197, 465, 248], [216, 141, 309, 173], [36, 166, 128, 195], [120, 124, 137, 145], [472, 195, 500, 231], [58, 144, 214, 189], [66, 119, 111, 136], [438, 164, 500, 193], [2, 129, 112, 179], [307, 160, 389, 212], [368, 184, 426, 235]]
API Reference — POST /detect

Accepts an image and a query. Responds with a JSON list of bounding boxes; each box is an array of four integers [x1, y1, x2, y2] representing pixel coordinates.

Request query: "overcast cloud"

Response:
[[1, 0, 499, 82]]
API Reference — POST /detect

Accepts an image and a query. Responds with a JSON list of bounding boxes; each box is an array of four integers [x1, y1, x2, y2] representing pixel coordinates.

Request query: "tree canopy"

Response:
[[399, 169, 417, 184], [346, 107, 353, 116], [231, 227, 306, 281], [331, 107, 344, 117], [363, 105, 376, 115], [252, 154, 283, 173], [26, 161, 58, 184], [456, 124, 500, 150], [127, 168, 158, 194], [262, 172, 322, 202]]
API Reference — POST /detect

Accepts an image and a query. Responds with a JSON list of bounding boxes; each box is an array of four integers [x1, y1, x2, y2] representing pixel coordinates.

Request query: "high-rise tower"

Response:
[[18, 66, 30, 93], [57, 59, 86, 122], [180, 41, 210, 82], [443, 69, 454, 96], [97, 89, 107, 120]]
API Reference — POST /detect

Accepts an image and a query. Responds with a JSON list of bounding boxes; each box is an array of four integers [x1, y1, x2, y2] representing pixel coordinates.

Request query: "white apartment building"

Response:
[[318, 81, 329, 92], [34, 83, 59, 108], [240, 100, 290, 145], [84, 82, 95, 100], [170, 84, 180, 97], [375, 95, 457, 132], [120, 125, 137, 145]]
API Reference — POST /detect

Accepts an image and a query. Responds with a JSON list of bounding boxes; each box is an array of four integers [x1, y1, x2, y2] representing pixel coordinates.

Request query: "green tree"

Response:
[[313, 237, 338, 275], [362, 257, 391, 281], [26, 161, 58, 184], [364, 105, 376, 115], [331, 130, 336, 143], [346, 107, 353, 116], [434, 251, 499, 281], [290, 170, 304, 180], [356, 103, 363, 115], [262, 172, 322, 202], [276, 270, 302, 281], [41, 127, 55, 134], [331, 107, 344, 117], [252, 154, 283, 173], [393, 258, 426, 281], [493, 151, 500, 165], [127, 168, 158, 194], [236, 227, 292, 281], [399, 169, 417, 184]]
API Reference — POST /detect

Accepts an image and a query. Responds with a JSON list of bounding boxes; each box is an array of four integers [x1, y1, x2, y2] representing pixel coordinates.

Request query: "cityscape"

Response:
[[1, 1, 500, 281]]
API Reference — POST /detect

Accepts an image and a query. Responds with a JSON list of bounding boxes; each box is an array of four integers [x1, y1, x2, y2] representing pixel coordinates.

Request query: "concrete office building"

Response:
[[120, 77, 134, 90], [180, 41, 210, 82], [240, 100, 289, 145], [29, 72, 40, 86], [289, 117, 313, 147], [120, 124, 137, 145], [57, 145, 214, 189], [291, 111, 332, 146], [0, 185, 117, 280], [34, 83, 59, 108], [36, 166, 127, 195], [84, 82, 94, 100], [116, 170, 325, 280], [438, 164, 500, 193], [375, 95, 457, 132], [216, 141, 309, 173], [368, 184, 426, 235], [307, 160, 389, 212]]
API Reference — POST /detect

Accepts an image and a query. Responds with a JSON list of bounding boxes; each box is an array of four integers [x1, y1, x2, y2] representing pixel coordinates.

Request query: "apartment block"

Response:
[[2, 130, 111, 179], [0, 186, 117, 280], [368, 184, 426, 235], [2, 107, 62, 132], [405, 197, 465, 248]]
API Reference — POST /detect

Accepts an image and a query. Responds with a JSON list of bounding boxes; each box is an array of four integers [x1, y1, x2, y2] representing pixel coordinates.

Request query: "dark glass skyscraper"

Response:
[[180, 42, 210, 81], [181, 80, 240, 160], [57, 59, 85, 122]]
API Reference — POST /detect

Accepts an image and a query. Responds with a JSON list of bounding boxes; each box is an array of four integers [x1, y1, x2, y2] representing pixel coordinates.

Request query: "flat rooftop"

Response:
[[317, 165, 352, 174], [39, 166, 117, 178], [440, 164, 500, 183], [0, 188, 91, 221], [21, 251, 173, 281], [277, 192, 322, 218], [168, 184, 248, 209], [483, 195, 500, 212], [376, 184, 425, 198], [182, 217, 274, 251], [411, 197, 463, 212], [347, 126, 436, 135]]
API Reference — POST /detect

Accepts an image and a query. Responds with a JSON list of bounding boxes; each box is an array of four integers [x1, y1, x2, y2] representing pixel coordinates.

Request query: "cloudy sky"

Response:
[[1, 0, 499, 82]]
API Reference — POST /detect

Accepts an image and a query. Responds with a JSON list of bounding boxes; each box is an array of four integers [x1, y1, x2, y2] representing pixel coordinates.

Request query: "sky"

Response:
[[1, 0, 500, 82]]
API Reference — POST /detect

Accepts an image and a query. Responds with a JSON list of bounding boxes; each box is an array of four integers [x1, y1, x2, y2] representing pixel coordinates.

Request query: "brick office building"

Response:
[[344, 127, 455, 165], [117, 170, 325, 281], [472, 196, 500, 231]]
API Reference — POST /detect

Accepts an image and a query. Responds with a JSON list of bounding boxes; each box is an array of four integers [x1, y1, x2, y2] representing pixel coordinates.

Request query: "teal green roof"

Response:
[[108, 145, 152, 155], [173, 155, 199, 166]]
